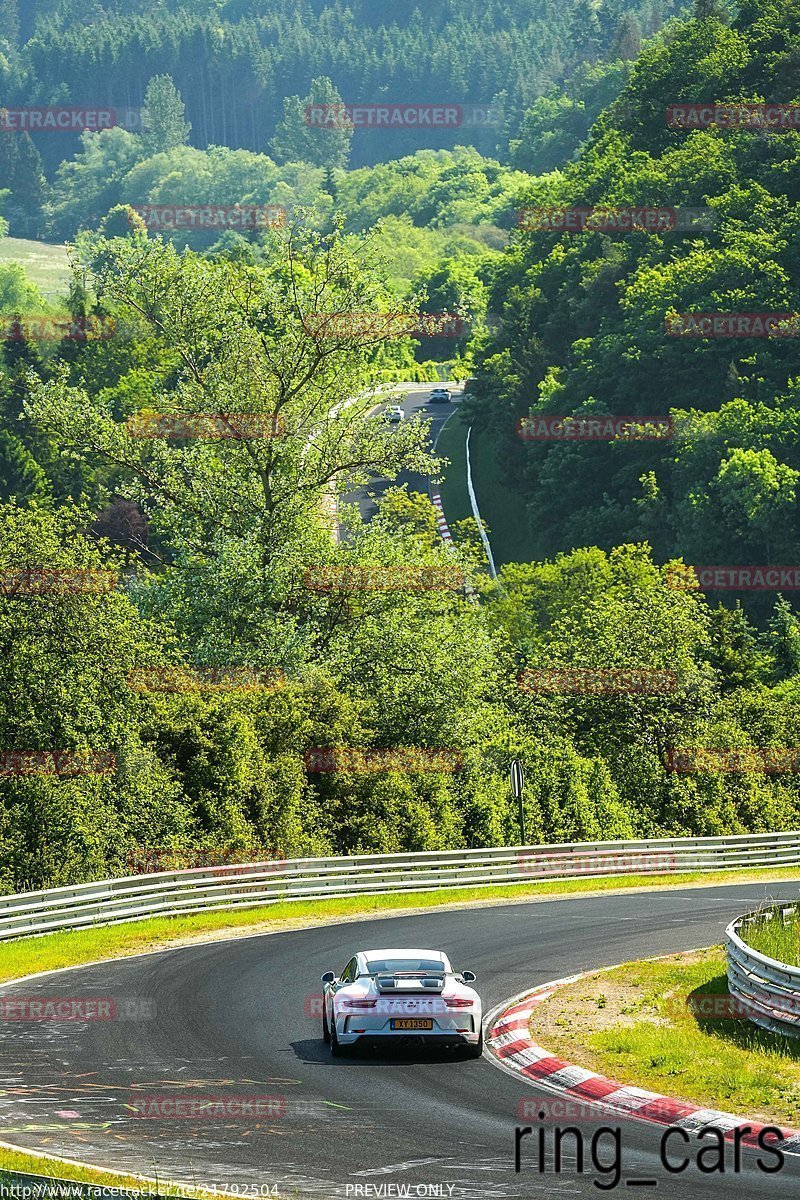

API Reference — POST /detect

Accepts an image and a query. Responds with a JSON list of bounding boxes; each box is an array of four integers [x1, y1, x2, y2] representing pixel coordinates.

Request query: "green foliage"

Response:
[[469, 0, 800, 593], [0, 132, 47, 238], [511, 60, 631, 173], [271, 77, 353, 170], [15, 0, 679, 179], [0, 260, 45, 313], [142, 74, 192, 156], [0, 429, 48, 502]]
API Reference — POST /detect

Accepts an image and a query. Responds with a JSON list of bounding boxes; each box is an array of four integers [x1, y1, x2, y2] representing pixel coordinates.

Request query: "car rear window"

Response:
[[366, 958, 444, 974]]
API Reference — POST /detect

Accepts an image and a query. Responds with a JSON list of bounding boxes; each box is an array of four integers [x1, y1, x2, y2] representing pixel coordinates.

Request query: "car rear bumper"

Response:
[[337, 1019, 481, 1046], [339, 1030, 480, 1047]]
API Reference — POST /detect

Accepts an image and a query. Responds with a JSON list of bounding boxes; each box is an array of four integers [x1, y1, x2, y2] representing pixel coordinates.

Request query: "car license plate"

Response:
[[390, 1018, 433, 1030]]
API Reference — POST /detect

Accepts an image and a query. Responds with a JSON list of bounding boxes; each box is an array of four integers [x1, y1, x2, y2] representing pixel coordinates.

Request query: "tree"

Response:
[[0, 132, 46, 237], [91, 499, 149, 565], [25, 224, 439, 569], [271, 77, 352, 170], [0, 265, 43, 315], [0, 501, 179, 889], [142, 75, 192, 156], [704, 602, 767, 692], [763, 598, 800, 681], [611, 13, 642, 59], [694, 0, 727, 19], [0, 430, 48, 502], [10, 134, 46, 237], [0, 0, 18, 50]]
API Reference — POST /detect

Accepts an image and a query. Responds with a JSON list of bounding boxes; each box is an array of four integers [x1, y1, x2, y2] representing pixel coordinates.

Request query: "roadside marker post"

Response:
[[510, 758, 526, 844]]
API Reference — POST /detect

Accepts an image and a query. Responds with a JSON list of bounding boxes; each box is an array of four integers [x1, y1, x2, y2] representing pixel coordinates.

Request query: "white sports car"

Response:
[[320, 947, 483, 1057]]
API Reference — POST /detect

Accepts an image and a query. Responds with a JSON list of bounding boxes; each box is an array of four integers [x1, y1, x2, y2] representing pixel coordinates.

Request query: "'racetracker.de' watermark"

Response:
[[0, 751, 116, 777], [303, 312, 464, 339], [127, 666, 286, 693], [305, 103, 499, 130], [128, 1094, 287, 1119], [133, 204, 286, 230], [0, 996, 155, 1021], [666, 565, 800, 591], [517, 849, 678, 876], [0, 107, 119, 131], [0, 316, 117, 341], [517, 1096, 686, 1121], [517, 207, 716, 233], [519, 668, 678, 695], [302, 565, 465, 592], [125, 847, 285, 874], [666, 312, 800, 337], [0, 568, 117, 596], [667, 747, 800, 773], [517, 415, 673, 441], [126, 412, 285, 439], [673, 992, 800, 1020], [667, 103, 800, 130]]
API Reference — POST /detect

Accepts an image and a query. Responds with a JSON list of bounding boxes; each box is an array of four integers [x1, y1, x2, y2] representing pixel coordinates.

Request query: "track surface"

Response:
[[2, 880, 800, 1198], [346, 384, 462, 524]]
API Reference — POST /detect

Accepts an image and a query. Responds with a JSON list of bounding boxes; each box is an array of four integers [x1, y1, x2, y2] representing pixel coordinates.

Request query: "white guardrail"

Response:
[[1, 830, 800, 943], [727, 901, 800, 1037]]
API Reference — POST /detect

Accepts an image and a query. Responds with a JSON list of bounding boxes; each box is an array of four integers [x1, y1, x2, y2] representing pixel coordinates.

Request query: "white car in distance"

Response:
[[385, 405, 405, 423], [321, 948, 483, 1058]]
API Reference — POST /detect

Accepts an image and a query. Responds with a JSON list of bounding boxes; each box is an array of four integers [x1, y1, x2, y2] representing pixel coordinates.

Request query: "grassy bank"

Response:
[[0, 1151, 218, 1197], [528, 946, 800, 1127], [739, 907, 800, 966], [436, 414, 539, 565], [435, 411, 471, 523], [0, 238, 71, 295]]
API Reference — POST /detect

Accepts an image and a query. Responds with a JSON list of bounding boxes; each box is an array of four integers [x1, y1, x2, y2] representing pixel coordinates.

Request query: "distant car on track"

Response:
[[384, 405, 405, 422], [427, 388, 451, 404], [321, 947, 483, 1057]]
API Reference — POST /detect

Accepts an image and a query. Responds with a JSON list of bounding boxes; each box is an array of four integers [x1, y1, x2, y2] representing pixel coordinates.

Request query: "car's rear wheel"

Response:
[[322, 999, 330, 1044], [464, 1027, 484, 1059]]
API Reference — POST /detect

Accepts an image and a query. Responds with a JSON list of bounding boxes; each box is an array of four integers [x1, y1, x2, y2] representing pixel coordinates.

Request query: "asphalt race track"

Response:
[[2, 880, 800, 1199], [345, 384, 462, 526]]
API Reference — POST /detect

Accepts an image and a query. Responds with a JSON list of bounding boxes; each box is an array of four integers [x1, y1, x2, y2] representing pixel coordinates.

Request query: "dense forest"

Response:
[[468, 0, 800, 612], [2, 0, 800, 894], [0, 0, 673, 171]]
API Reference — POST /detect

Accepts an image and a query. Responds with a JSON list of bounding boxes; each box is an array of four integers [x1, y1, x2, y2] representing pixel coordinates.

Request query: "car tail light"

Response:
[[340, 999, 378, 1010], [443, 996, 474, 1008]]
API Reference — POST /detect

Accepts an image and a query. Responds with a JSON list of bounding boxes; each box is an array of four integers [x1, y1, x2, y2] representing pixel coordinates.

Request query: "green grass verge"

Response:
[[465, 423, 539, 566], [529, 946, 800, 1127], [436, 414, 539, 566], [0, 237, 71, 296], [739, 908, 800, 966], [434, 411, 471, 524], [0, 1150, 217, 1197]]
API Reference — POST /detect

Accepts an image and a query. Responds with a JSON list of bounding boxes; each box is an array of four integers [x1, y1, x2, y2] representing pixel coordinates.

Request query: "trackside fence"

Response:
[[0, 831, 799, 942]]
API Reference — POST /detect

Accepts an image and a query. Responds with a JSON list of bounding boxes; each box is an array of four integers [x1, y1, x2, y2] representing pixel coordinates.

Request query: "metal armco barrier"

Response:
[[727, 901, 800, 1037], [0, 831, 799, 943]]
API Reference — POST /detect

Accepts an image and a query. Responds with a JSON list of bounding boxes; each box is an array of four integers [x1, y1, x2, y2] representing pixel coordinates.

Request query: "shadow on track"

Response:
[[292, 1038, 481, 1066]]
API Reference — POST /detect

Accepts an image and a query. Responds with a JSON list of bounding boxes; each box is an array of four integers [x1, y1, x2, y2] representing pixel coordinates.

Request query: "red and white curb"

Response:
[[430, 490, 454, 545], [485, 975, 800, 1154]]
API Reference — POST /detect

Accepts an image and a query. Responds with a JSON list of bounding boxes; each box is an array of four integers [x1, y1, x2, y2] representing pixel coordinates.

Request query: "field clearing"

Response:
[[0, 237, 71, 296]]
